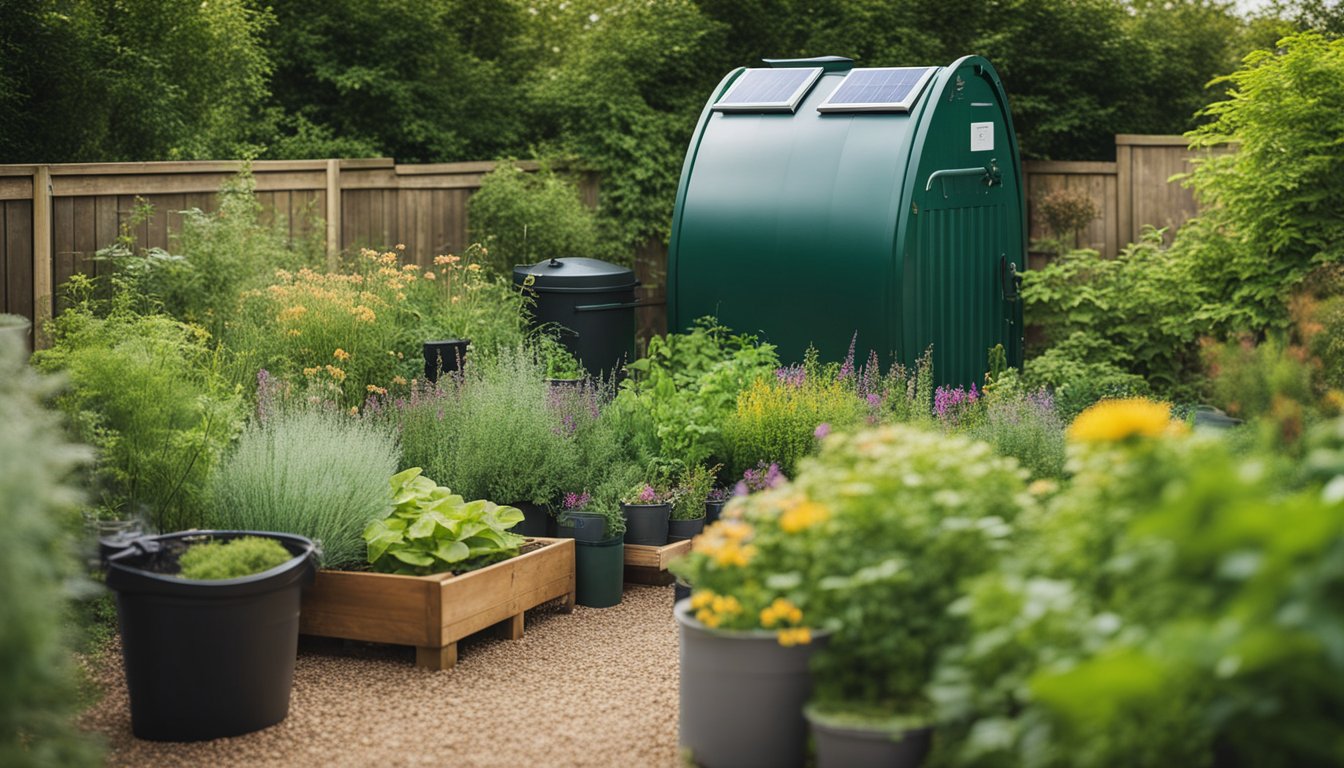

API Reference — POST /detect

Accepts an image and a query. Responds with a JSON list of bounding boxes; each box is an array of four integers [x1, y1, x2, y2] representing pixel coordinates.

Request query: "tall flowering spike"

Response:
[[839, 332, 858, 380]]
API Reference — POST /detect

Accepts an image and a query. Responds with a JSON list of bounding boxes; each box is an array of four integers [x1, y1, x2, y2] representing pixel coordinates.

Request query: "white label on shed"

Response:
[[971, 122, 994, 152]]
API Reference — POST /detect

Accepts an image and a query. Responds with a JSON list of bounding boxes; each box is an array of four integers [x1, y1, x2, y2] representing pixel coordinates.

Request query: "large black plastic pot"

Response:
[[668, 516, 706, 542], [105, 530, 317, 741], [805, 708, 933, 768], [423, 338, 469, 384], [513, 257, 640, 379], [705, 499, 728, 525], [511, 501, 552, 538], [676, 598, 829, 768], [622, 503, 670, 546], [556, 511, 608, 543], [571, 535, 624, 608]]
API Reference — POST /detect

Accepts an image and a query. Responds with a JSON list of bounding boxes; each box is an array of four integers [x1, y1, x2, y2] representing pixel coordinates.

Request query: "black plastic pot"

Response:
[[511, 501, 552, 538], [806, 708, 933, 768], [513, 257, 642, 379], [668, 516, 706, 542], [556, 510, 608, 543], [572, 535, 624, 608], [674, 577, 692, 606], [105, 530, 317, 741], [705, 499, 727, 525], [423, 338, 469, 384], [622, 503, 670, 546]]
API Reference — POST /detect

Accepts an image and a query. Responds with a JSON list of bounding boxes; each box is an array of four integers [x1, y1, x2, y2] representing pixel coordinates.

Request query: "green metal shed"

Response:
[[667, 55, 1025, 386]]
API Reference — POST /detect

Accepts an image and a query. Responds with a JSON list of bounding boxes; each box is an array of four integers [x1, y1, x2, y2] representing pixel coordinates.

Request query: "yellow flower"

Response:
[[333, 348, 351, 361], [434, 254, 459, 266], [325, 365, 347, 382], [760, 598, 804, 628], [402, 263, 419, 271], [395, 243, 406, 251], [696, 609, 721, 628], [1067, 398, 1177, 443], [424, 271, 436, 280], [302, 367, 320, 377], [690, 591, 715, 610], [350, 305, 377, 323], [710, 594, 742, 616], [286, 329, 302, 337], [467, 263, 482, 272], [713, 542, 756, 568], [367, 384, 387, 395], [717, 519, 753, 542], [392, 375, 408, 386], [277, 305, 308, 322], [779, 500, 829, 534], [776, 628, 812, 647], [348, 406, 359, 416]]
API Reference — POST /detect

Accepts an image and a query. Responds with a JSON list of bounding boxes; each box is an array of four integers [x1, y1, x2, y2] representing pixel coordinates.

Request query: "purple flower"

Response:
[[706, 487, 730, 503], [736, 461, 786, 496], [638, 484, 658, 503], [865, 393, 881, 408], [838, 332, 858, 380], [814, 422, 832, 440], [562, 491, 591, 511], [775, 366, 806, 388]]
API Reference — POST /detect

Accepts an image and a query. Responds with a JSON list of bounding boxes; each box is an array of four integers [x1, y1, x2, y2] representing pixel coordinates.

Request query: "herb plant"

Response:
[[363, 468, 526, 576], [671, 464, 718, 521], [177, 536, 294, 581]]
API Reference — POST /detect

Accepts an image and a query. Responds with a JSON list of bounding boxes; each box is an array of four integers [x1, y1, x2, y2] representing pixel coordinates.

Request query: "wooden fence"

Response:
[[1023, 134, 1208, 262], [1, 134, 1205, 347]]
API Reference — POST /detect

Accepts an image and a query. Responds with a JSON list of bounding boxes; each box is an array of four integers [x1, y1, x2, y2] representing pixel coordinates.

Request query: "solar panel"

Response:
[[817, 67, 936, 113], [713, 67, 824, 113]]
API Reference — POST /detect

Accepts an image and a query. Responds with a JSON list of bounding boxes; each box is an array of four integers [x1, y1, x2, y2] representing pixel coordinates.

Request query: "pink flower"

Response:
[[814, 422, 831, 440]]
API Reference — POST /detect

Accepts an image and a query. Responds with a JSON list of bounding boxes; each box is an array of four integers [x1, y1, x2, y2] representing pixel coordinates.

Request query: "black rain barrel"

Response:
[[105, 530, 318, 741], [513, 257, 637, 379]]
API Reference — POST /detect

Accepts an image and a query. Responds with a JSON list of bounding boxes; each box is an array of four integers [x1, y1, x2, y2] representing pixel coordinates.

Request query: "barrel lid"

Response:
[[513, 257, 635, 291]]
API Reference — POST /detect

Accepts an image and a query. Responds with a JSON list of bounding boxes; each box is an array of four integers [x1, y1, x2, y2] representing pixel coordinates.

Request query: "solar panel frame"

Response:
[[713, 67, 825, 113], [817, 67, 937, 113]]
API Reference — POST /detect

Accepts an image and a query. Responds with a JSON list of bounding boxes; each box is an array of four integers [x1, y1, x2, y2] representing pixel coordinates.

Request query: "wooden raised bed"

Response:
[[299, 537, 575, 670], [623, 538, 693, 586]]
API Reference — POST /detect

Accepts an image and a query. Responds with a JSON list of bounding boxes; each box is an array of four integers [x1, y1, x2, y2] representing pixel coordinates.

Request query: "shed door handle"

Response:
[[925, 161, 1001, 196]]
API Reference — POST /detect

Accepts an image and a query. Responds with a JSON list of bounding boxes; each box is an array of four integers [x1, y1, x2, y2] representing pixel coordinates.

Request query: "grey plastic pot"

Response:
[[622, 503, 670, 546], [675, 598, 829, 768], [805, 708, 933, 768]]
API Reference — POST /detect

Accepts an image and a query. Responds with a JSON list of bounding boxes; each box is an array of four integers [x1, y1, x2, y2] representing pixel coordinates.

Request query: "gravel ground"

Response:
[[80, 585, 682, 768]]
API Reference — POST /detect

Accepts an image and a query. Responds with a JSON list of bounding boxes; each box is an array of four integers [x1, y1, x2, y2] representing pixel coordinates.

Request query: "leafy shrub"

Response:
[[1180, 31, 1344, 335], [96, 170, 320, 339], [177, 536, 293, 580], [386, 346, 582, 505], [1202, 335, 1315, 421], [35, 279, 243, 532], [1305, 294, 1344, 389], [1022, 333, 1154, 420], [207, 407, 399, 569], [671, 463, 718, 521], [1022, 231, 1203, 401], [363, 468, 525, 575], [467, 161, 602, 273], [1034, 188, 1099, 254], [0, 333, 100, 767]]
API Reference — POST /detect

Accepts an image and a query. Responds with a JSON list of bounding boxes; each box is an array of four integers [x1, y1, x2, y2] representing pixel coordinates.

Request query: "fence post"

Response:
[[326, 159, 341, 270], [1115, 136, 1133, 247], [32, 165, 52, 349]]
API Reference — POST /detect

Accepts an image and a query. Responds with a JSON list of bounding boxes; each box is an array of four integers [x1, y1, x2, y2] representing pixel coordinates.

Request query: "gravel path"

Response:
[[80, 585, 682, 768]]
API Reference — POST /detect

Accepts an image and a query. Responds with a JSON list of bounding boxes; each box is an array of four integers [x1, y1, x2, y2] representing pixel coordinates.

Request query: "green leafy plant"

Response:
[[467, 161, 602, 274], [34, 277, 244, 532], [0, 332, 100, 767], [1034, 188, 1099, 255], [671, 463, 718, 521], [177, 536, 294, 580], [533, 332, 584, 380], [363, 468, 525, 576], [206, 403, 399, 569], [966, 370, 1068, 479]]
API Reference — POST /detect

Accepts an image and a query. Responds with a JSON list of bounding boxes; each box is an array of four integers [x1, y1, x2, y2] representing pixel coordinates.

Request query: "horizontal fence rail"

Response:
[[1, 135, 1205, 348]]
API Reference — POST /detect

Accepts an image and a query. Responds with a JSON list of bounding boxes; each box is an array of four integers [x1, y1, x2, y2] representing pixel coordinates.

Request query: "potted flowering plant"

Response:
[[668, 464, 719, 541], [620, 482, 673, 546], [555, 490, 624, 608], [704, 486, 731, 524]]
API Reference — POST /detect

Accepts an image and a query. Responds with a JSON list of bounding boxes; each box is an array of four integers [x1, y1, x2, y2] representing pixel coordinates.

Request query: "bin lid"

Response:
[[513, 257, 636, 292]]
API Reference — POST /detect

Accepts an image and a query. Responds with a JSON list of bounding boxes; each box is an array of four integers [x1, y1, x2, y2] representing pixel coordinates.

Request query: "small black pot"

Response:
[[705, 499, 728, 524], [105, 530, 318, 741], [511, 501, 552, 538], [556, 511, 609, 543], [423, 338, 469, 384], [622, 503, 670, 546], [673, 577, 692, 607], [668, 516, 706, 542]]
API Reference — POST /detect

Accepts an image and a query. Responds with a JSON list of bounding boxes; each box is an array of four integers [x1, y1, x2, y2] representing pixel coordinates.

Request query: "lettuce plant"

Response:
[[363, 468, 526, 576]]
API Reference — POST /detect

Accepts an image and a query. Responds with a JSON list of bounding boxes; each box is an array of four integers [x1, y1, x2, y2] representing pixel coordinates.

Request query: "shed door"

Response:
[[906, 194, 1006, 388]]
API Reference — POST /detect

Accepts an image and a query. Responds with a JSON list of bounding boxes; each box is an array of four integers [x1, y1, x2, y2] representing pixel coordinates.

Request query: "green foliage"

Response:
[[206, 407, 399, 569], [34, 278, 244, 532], [363, 468, 525, 575], [177, 536, 293, 581], [1022, 231, 1202, 402], [1308, 295, 1344, 389], [467, 162, 602, 273], [723, 364, 866, 478], [0, 333, 100, 767], [1203, 335, 1316, 421], [97, 170, 320, 339], [391, 346, 583, 505], [671, 463, 718, 521], [1180, 32, 1344, 335], [531, 329, 585, 381], [616, 317, 779, 467], [0, 0, 273, 162], [967, 371, 1067, 480]]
